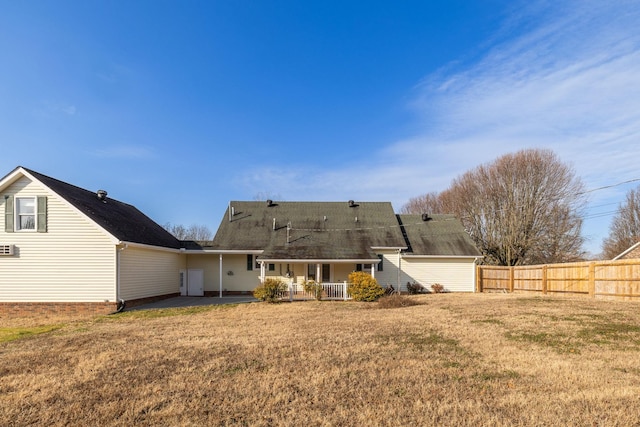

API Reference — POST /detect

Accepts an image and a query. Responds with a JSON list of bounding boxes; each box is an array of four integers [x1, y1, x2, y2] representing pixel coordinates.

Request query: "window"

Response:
[[307, 264, 316, 280], [4, 195, 46, 233], [248, 255, 269, 271], [356, 263, 372, 272], [16, 197, 36, 231]]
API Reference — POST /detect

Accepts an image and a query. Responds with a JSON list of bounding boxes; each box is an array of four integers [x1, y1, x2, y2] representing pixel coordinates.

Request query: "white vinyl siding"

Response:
[[372, 251, 477, 292], [400, 257, 477, 292], [119, 246, 186, 300], [0, 176, 117, 302], [373, 251, 404, 290]]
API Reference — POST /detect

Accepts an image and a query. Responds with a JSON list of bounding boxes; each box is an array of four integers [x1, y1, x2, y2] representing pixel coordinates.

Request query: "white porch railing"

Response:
[[280, 281, 351, 301]]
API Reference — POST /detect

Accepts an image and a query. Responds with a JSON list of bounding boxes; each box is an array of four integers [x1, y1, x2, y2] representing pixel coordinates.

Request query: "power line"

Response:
[[578, 178, 640, 195]]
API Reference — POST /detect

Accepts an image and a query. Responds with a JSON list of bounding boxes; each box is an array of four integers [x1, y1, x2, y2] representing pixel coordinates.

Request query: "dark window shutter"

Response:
[[377, 254, 384, 271], [4, 195, 14, 232], [247, 254, 253, 271], [356, 264, 362, 271], [37, 196, 47, 233]]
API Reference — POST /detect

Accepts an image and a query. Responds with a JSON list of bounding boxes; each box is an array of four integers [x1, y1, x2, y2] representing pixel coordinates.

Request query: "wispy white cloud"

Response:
[[35, 101, 77, 117], [240, 0, 640, 252]]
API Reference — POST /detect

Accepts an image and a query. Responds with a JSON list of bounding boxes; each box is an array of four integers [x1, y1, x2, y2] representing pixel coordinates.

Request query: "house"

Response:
[[613, 242, 640, 260], [185, 201, 482, 295], [1, 166, 482, 314], [0, 166, 187, 315]]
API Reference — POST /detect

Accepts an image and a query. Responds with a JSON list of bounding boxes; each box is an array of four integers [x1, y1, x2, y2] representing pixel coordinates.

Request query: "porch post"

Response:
[[343, 280, 348, 301], [219, 254, 223, 298], [316, 263, 321, 283], [370, 263, 375, 279], [397, 249, 402, 289], [260, 261, 266, 283]]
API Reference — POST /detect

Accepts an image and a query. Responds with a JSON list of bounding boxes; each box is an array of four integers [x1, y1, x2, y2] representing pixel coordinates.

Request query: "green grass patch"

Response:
[[97, 304, 239, 322], [0, 325, 64, 343], [471, 318, 504, 326], [504, 331, 580, 354], [577, 322, 640, 346], [474, 369, 520, 382]]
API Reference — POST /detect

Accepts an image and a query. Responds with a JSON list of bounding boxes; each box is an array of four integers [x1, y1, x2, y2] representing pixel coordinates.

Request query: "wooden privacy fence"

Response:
[[477, 259, 640, 301]]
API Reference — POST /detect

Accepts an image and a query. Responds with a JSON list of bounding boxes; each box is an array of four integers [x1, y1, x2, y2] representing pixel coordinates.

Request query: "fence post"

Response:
[[588, 262, 596, 298], [476, 265, 482, 293], [542, 265, 548, 294], [289, 280, 293, 302], [509, 267, 515, 293], [343, 281, 348, 301]]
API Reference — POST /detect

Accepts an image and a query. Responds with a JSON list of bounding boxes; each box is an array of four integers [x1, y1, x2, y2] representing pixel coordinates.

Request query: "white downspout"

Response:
[[219, 254, 223, 298], [116, 243, 128, 309], [473, 257, 480, 293]]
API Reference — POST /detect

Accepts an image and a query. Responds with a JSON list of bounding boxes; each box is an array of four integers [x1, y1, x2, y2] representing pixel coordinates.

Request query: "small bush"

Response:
[[303, 280, 323, 301], [406, 281, 425, 295], [431, 283, 445, 293], [348, 271, 385, 302], [377, 294, 423, 309], [253, 278, 286, 303]]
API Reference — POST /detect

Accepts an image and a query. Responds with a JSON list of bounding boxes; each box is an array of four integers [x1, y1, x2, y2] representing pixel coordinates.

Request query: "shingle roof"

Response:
[[207, 201, 407, 260], [23, 167, 182, 249], [397, 214, 481, 257]]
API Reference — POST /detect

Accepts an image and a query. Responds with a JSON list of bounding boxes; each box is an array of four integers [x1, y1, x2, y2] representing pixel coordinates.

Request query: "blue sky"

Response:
[[1, 1, 639, 255]]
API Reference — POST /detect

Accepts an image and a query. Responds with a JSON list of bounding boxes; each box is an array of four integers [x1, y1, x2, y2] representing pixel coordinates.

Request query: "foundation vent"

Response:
[[0, 245, 15, 256]]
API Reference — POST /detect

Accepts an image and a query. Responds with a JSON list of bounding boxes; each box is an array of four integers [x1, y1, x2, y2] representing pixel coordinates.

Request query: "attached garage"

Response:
[[397, 214, 482, 293]]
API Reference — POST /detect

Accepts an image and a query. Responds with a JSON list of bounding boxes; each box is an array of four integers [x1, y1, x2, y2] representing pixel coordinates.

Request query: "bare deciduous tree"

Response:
[[399, 192, 445, 214], [163, 223, 213, 241], [602, 186, 640, 259], [402, 149, 586, 266]]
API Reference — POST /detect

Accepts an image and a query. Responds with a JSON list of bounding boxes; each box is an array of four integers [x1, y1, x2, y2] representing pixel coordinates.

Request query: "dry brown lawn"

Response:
[[2, 294, 640, 426]]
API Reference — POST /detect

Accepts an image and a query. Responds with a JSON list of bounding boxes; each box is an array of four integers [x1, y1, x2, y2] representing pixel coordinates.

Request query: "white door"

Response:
[[187, 269, 204, 296]]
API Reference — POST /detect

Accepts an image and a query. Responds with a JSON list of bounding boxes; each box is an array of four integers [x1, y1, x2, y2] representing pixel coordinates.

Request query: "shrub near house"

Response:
[[253, 278, 286, 303], [348, 272, 385, 302]]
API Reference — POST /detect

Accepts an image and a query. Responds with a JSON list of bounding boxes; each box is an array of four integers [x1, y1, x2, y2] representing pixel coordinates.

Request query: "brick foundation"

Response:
[[0, 293, 180, 317], [0, 301, 118, 317]]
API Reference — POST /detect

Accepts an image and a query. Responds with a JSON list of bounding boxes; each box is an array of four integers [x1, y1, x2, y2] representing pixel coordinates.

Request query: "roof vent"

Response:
[[348, 200, 355, 207], [267, 199, 274, 207], [422, 213, 430, 221], [97, 190, 108, 202]]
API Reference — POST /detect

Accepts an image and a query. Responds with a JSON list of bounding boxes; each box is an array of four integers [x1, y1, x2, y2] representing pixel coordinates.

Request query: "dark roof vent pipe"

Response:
[[422, 213, 430, 221], [348, 200, 355, 207], [267, 199, 273, 207], [97, 190, 108, 202]]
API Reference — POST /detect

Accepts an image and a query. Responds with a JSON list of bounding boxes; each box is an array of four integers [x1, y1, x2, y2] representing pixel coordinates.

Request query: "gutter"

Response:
[[257, 258, 381, 264], [401, 254, 484, 259]]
